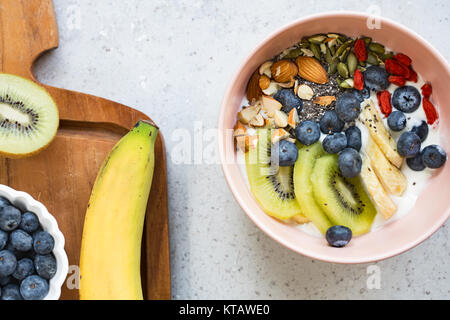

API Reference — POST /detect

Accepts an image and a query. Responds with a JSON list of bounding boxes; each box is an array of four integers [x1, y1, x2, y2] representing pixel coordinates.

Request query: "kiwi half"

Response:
[[293, 142, 333, 234], [0, 73, 59, 158], [245, 129, 304, 220], [311, 154, 377, 235]]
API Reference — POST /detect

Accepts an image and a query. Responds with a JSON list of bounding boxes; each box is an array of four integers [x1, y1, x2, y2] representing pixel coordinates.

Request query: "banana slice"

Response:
[[360, 153, 397, 220], [361, 99, 403, 168], [366, 138, 407, 196], [292, 214, 310, 224]]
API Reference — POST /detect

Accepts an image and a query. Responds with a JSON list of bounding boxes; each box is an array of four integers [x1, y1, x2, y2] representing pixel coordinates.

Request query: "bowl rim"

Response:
[[218, 11, 450, 264], [0, 184, 69, 299]]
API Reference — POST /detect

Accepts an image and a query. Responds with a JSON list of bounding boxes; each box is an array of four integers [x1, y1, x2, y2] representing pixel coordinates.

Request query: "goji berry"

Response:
[[376, 90, 392, 117], [393, 53, 412, 67], [422, 98, 438, 124], [388, 75, 406, 87], [353, 39, 367, 62], [385, 59, 410, 78], [353, 69, 364, 90], [407, 66, 418, 82], [421, 83, 432, 99]]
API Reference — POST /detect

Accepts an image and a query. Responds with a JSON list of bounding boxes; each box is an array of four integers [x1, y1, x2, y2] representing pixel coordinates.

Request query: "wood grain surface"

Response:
[[0, 0, 171, 300]]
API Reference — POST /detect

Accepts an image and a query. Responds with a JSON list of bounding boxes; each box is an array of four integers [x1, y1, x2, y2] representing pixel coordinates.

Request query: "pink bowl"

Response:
[[218, 12, 450, 264]]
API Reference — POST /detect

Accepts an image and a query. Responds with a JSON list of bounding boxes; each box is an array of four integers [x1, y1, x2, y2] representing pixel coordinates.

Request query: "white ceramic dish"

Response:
[[0, 184, 69, 300]]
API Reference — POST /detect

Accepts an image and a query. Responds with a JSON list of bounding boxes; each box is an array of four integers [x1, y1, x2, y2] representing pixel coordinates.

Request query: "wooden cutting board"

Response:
[[0, 0, 171, 300]]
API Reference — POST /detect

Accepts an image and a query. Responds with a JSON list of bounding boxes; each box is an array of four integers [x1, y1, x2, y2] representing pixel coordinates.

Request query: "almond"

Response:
[[259, 61, 273, 78], [262, 81, 279, 95], [261, 95, 282, 117], [274, 110, 288, 128], [236, 135, 258, 153], [297, 84, 314, 100], [271, 128, 290, 144], [237, 105, 261, 124], [314, 96, 336, 106], [248, 113, 265, 127], [277, 78, 295, 88], [258, 75, 271, 90], [288, 108, 299, 128], [295, 56, 328, 84], [270, 59, 298, 83], [233, 120, 247, 137], [246, 71, 262, 102]]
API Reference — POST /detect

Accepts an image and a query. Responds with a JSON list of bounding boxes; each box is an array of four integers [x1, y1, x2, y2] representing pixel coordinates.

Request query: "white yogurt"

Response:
[[236, 73, 440, 238]]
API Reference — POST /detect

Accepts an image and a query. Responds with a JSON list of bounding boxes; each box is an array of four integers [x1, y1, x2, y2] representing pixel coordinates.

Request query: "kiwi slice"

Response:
[[0, 73, 59, 158], [311, 154, 377, 235], [245, 129, 303, 220], [293, 142, 333, 234]]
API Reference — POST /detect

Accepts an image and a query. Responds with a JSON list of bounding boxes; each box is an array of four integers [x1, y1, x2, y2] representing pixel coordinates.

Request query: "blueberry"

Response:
[[0, 250, 17, 277], [397, 131, 421, 158], [322, 133, 347, 154], [411, 120, 429, 142], [338, 148, 362, 178], [0, 230, 7, 250], [295, 120, 320, 146], [406, 152, 425, 171], [273, 89, 303, 114], [345, 126, 362, 151], [33, 231, 54, 255], [20, 275, 49, 300], [387, 111, 407, 131], [392, 86, 421, 113], [0, 197, 11, 210], [0, 275, 11, 286], [10, 229, 33, 252], [12, 258, 35, 281], [422, 145, 447, 169], [1, 283, 22, 300], [335, 92, 361, 122], [34, 254, 57, 280], [0, 205, 21, 232], [20, 212, 40, 234], [363, 66, 390, 92], [349, 87, 371, 102], [272, 140, 298, 167], [326, 225, 352, 248], [319, 110, 345, 134]]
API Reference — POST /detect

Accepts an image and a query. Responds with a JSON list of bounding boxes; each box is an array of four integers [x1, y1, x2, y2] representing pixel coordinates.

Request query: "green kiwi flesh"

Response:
[[293, 142, 333, 234], [311, 154, 377, 235], [0, 73, 59, 158], [245, 129, 302, 220]]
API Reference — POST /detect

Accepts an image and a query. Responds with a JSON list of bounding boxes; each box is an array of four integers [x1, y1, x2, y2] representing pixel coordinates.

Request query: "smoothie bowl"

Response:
[[218, 12, 450, 263]]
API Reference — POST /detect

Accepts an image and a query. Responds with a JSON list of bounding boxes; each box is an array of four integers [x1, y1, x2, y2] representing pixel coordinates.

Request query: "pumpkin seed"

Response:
[[310, 43, 321, 60], [339, 47, 351, 61], [328, 61, 338, 74], [368, 42, 385, 54], [334, 40, 353, 59], [362, 36, 372, 46], [301, 48, 315, 57], [308, 34, 327, 44], [347, 52, 357, 75], [359, 60, 366, 67], [320, 43, 327, 55], [329, 44, 336, 56], [325, 47, 333, 64], [357, 66, 366, 72], [337, 62, 349, 78], [327, 33, 341, 38], [299, 39, 310, 48], [284, 48, 303, 59], [367, 52, 379, 66], [380, 52, 394, 61], [339, 78, 354, 89]]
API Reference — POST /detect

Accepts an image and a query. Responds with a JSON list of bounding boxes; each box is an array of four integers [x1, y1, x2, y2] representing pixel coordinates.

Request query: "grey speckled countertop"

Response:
[[35, 0, 449, 299]]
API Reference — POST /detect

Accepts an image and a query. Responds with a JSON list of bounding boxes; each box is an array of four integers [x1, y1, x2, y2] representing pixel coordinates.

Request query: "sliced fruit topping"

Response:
[[345, 126, 362, 152], [397, 131, 421, 158], [245, 129, 303, 220], [422, 145, 447, 169], [391, 85, 421, 113], [311, 154, 377, 236], [360, 154, 397, 219], [335, 92, 361, 122], [323, 133, 347, 154], [319, 110, 344, 134], [361, 100, 403, 168], [293, 142, 333, 234], [295, 120, 320, 146], [326, 226, 352, 248], [0, 73, 59, 158], [363, 66, 389, 92], [387, 111, 406, 132]]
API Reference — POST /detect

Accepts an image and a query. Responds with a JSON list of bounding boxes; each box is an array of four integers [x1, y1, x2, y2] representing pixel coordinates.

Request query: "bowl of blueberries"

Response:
[[0, 184, 68, 300]]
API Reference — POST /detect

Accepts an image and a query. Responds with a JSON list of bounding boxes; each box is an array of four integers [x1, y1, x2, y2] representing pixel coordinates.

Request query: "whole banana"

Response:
[[79, 120, 158, 300]]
